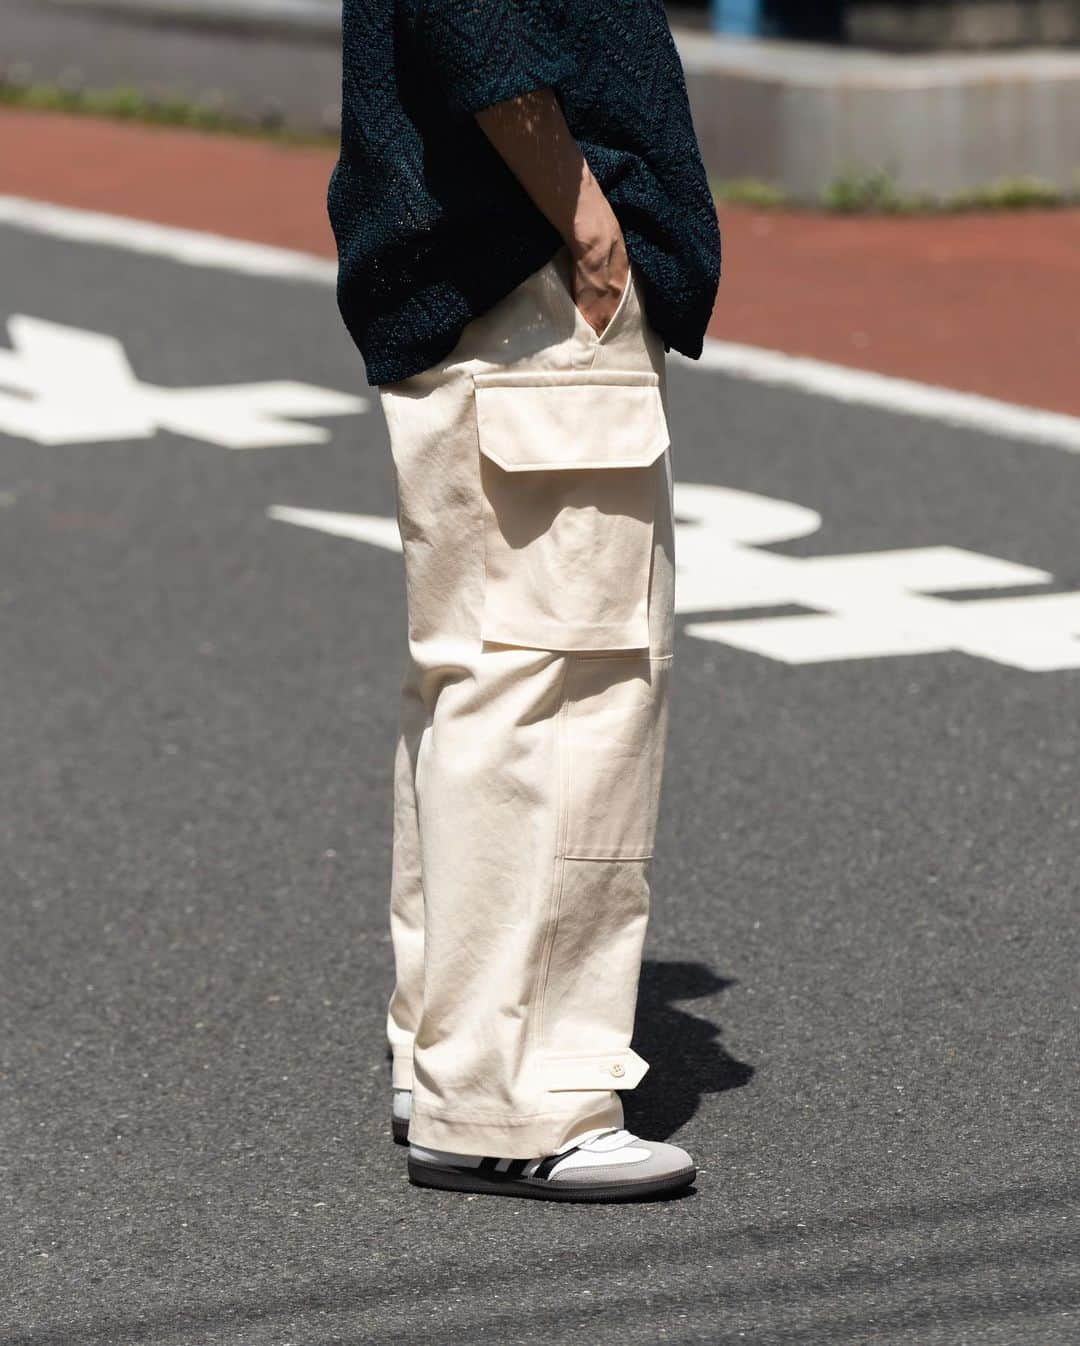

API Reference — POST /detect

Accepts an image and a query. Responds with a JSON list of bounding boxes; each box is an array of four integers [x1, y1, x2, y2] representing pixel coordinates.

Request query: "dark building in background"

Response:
[[682, 0, 1080, 47], [846, 0, 1080, 48]]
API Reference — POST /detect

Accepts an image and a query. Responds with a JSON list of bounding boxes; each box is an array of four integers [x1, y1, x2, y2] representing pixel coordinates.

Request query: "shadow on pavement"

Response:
[[625, 959, 754, 1140]]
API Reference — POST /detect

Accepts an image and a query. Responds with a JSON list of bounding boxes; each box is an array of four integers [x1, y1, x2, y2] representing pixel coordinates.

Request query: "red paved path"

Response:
[[2, 109, 1078, 416]]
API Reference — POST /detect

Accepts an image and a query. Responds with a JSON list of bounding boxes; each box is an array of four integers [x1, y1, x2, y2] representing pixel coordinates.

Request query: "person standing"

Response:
[[328, 0, 721, 1201]]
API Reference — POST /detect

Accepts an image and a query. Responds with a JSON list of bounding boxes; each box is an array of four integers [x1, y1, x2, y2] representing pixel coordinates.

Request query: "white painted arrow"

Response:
[[268, 485, 1080, 672], [0, 315, 368, 448], [267, 505, 402, 551]]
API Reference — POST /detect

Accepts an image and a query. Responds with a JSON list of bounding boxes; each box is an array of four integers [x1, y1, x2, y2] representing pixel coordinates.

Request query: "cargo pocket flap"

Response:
[[473, 370, 669, 472], [542, 1048, 650, 1092]]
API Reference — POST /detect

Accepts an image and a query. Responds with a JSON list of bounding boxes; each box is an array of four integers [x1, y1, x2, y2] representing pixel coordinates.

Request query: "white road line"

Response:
[[0, 194, 337, 283], [678, 341, 1080, 454], [3, 193, 1079, 454]]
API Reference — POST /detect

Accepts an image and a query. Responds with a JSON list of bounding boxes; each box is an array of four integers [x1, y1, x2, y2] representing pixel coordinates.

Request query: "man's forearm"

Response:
[[474, 88, 618, 262], [474, 87, 628, 332]]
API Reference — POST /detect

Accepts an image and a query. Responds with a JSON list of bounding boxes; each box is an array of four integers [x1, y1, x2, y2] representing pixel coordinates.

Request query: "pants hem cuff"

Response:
[[407, 1095, 623, 1159]]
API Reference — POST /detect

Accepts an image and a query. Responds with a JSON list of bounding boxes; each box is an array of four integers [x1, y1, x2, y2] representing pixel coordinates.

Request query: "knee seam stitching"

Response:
[[529, 657, 573, 1067]]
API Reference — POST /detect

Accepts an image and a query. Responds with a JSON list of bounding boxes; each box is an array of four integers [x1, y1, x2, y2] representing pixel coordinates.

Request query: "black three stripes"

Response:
[[474, 1148, 581, 1181], [477, 1157, 529, 1178], [532, 1148, 578, 1180]]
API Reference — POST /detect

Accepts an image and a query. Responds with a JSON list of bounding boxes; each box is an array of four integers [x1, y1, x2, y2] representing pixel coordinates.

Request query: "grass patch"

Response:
[[948, 175, 1069, 211], [822, 167, 913, 213], [714, 177, 790, 209], [714, 166, 1077, 215], [821, 167, 1074, 214], [0, 77, 338, 146]]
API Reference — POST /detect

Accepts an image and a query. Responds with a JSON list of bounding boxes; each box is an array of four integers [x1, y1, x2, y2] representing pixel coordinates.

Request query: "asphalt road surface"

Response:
[[1, 216, 1078, 1346]]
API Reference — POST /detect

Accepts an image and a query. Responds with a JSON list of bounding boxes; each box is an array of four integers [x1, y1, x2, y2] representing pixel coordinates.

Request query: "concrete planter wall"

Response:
[[679, 33, 1080, 198]]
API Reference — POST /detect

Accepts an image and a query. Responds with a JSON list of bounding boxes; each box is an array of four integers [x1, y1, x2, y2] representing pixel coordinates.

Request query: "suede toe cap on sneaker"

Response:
[[548, 1139, 695, 1188]]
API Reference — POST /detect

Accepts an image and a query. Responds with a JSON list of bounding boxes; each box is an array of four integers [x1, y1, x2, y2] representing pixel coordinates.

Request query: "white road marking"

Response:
[[674, 483, 1077, 672], [267, 505, 401, 550], [268, 483, 1080, 671], [0, 194, 337, 283], [0, 316, 367, 448], [2, 193, 1079, 453], [682, 341, 1080, 454]]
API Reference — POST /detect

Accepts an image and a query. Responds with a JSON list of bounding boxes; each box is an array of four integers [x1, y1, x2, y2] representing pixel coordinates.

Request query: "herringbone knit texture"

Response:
[[328, 0, 721, 386]]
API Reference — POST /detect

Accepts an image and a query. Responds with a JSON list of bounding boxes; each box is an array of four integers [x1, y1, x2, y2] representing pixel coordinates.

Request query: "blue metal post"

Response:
[[711, 0, 769, 36]]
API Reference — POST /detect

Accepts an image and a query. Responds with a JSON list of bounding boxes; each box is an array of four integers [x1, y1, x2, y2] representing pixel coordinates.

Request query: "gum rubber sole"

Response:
[[407, 1158, 696, 1203]]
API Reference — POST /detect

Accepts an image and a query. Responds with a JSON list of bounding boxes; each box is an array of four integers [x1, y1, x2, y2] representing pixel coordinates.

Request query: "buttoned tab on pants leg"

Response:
[[377, 246, 675, 1159]]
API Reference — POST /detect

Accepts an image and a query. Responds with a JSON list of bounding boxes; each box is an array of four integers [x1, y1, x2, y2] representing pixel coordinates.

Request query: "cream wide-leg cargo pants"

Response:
[[377, 244, 675, 1158]]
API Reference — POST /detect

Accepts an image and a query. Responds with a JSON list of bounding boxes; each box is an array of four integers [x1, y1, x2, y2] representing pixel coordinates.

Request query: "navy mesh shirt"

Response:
[[328, 0, 721, 386]]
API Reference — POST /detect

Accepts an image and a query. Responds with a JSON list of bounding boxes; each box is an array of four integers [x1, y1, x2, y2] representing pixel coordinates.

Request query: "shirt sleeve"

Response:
[[416, 0, 578, 116]]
